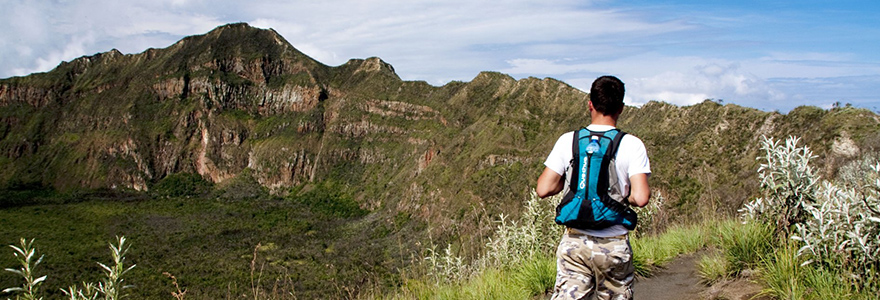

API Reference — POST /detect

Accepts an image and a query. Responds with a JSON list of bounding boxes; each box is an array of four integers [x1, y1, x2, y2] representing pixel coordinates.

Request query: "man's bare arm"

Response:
[[628, 173, 651, 207], [536, 167, 564, 198]]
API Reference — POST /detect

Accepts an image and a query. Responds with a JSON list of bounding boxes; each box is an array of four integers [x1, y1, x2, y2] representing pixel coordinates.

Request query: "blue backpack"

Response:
[[555, 128, 638, 230]]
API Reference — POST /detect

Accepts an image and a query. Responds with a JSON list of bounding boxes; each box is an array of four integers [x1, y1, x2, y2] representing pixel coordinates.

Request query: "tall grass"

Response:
[[758, 241, 873, 300], [631, 220, 711, 276], [714, 220, 773, 273], [376, 191, 560, 299], [511, 254, 555, 296], [696, 252, 728, 284]]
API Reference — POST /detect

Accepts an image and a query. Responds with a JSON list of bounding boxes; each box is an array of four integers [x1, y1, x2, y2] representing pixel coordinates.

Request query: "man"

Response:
[[536, 75, 651, 300]]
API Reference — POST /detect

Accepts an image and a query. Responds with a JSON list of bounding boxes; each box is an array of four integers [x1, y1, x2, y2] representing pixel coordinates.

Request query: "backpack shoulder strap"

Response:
[[568, 128, 582, 191], [606, 129, 627, 157]]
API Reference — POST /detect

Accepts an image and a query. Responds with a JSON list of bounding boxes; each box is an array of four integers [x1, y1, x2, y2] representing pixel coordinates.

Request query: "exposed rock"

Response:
[[832, 131, 859, 157], [0, 84, 56, 107]]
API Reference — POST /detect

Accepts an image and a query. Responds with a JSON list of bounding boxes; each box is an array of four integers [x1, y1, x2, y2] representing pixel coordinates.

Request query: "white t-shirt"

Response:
[[543, 125, 651, 237]]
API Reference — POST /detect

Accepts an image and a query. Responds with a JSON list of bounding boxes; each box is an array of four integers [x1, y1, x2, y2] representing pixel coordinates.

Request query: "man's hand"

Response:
[[536, 167, 564, 198]]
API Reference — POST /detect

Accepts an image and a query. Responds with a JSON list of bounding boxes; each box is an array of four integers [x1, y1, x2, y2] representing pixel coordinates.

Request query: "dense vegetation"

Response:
[[0, 178, 411, 299]]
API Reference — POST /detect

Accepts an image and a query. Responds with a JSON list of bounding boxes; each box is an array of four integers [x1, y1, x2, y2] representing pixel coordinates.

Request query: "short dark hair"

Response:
[[589, 75, 625, 115]]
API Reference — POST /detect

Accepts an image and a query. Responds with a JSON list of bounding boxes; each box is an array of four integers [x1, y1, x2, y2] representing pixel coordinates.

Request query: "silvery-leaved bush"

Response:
[[739, 136, 818, 237], [792, 162, 880, 271], [740, 135, 880, 284]]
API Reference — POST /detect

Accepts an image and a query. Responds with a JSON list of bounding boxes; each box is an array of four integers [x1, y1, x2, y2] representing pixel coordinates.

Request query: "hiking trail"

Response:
[[633, 252, 768, 300]]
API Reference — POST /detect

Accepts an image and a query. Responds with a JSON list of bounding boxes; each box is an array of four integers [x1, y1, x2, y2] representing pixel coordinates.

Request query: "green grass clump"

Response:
[[631, 222, 711, 276], [696, 251, 729, 284], [759, 243, 808, 300], [757, 241, 876, 300], [714, 220, 773, 274], [511, 254, 555, 296]]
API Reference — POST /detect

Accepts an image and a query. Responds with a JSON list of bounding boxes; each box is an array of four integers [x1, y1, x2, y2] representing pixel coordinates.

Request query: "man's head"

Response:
[[589, 75, 625, 116]]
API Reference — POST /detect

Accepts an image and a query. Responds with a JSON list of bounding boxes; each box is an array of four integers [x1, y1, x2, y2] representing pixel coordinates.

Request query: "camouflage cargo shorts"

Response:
[[551, 228, 634, 300]]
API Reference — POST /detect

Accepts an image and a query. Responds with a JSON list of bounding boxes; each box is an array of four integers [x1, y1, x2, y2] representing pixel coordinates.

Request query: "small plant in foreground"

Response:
[[512, 254, 555, 296], [3, 238, 46, 300], [633, 190, 666, 237], [95, 236, 136, 300], [61, 283, 99, 300], [162, 272, 187, 300], [759, 243, 808, 300], [715, 220, 773, 273], [4, 236, 135, 300]]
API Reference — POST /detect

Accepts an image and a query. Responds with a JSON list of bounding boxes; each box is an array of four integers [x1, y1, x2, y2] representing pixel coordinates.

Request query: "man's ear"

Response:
[[588, 100, 594, 112]]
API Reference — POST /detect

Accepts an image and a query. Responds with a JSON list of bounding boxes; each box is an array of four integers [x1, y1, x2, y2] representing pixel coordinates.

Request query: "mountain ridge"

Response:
[[2, 22, 879, 237]]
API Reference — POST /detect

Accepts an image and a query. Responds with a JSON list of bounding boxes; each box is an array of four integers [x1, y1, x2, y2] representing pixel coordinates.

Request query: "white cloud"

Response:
[[1, 0, 877, 112], [626, 63, 785, 106]]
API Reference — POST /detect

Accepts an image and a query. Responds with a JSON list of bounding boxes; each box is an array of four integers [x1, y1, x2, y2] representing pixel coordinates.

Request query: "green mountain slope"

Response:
[[1, 22, 879, 298]]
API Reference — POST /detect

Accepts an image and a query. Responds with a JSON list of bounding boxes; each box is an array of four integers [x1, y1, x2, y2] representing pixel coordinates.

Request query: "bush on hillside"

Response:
[[215, 170, 267, 201], [740, 136, 880, 289], [792, 163, 880, 286], [151, 173, 213, 198], [290, 182, 366, 218], [739, 136, 818, 237]]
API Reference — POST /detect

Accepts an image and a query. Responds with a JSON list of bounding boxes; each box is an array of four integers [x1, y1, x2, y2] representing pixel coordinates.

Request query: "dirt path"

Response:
[[633, 253, 705, 299], [633, 252, 767, 300]]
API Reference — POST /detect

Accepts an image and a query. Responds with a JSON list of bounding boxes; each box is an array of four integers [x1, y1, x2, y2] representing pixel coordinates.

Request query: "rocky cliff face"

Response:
[[2, 23, 879, 228]]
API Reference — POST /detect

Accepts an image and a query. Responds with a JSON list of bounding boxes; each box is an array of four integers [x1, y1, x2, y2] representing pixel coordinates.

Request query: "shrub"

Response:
[[291, 182, 366, 218], [216, 170, 267, 201], [739, 136, 818, 238], [791, 163, 880, 287], [740, 135, 880, 293], [633, 190, 666, 238], [476, 191, 560, 269], [151, 173, 213, 198], [836, 152, 879, 188]]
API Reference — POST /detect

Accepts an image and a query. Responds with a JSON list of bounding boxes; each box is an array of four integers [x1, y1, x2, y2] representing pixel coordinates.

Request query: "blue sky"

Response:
[[2, 0, 878, 112]]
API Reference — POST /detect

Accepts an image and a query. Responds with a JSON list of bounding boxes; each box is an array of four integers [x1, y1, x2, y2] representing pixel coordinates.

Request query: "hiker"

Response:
[[536, 75, 651, 300]]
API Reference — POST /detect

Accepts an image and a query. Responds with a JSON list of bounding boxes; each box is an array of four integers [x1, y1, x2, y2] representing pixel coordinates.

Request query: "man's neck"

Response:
[[589, 112, 618, 127]]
